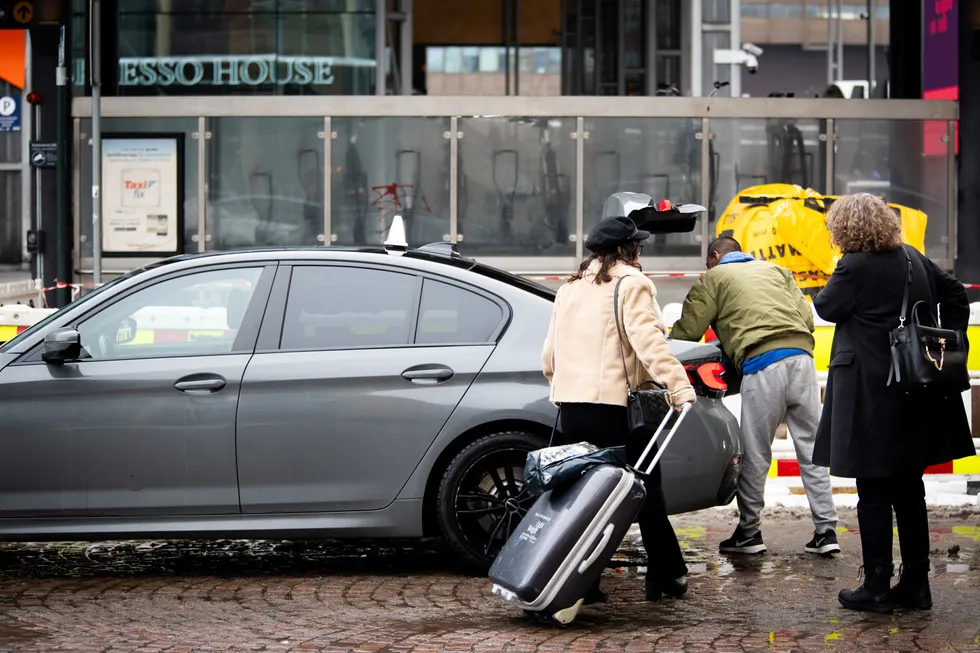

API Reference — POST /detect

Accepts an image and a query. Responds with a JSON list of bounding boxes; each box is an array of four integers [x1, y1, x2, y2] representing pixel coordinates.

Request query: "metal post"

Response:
[[836, 0, 844, 82], [197, 116, 207, 252], [73, 118, 80, 271], [375, 0, 387, 95], [592, 0, 600, 96], [34, 105, 42, 283], [946, 120, 957, 264], [617, 0, 626, 96], [644, 0, 657, 95], [449, 116, 459, 242], [323, 116, 332, 245], [574, 116, 585, 259], [560, 0, 569, 95], [824, 118, 835, 195], [21, 33, 32, 265], [690, 0, 703, 96], [400, 0, 413, 95], [730, 0, 741, 98], [56, 25, 69, 307], [826, 0, 834, 86], [514, 0, 521, 96], [89, 0, 103, 285], [866, 0, 875, 94], [503, 0, 511, 96], [700, 117, 710, 259], [576, 0, 585, 94]]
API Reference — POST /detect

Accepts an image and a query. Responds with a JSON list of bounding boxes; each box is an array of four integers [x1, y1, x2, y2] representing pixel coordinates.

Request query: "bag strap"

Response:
[[887, 247, 914, 387], [612, 277, 632, 394], [547, 408, 561, 447], [898, 245, 912, 328]]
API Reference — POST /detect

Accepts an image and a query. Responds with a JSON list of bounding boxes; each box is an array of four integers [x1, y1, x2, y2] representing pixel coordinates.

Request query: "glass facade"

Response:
[[457, 118, 576, 256], [584, 118, 702, 256], [207, 117, 325, 248], [330, 117, 451, 247]]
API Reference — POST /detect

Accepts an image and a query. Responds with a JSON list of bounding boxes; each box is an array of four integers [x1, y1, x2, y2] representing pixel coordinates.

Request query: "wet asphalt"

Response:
[[0, 506, 978, 652]]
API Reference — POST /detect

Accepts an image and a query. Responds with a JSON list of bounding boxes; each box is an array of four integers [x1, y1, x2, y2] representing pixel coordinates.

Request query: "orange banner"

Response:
[[0, 30, 26, 89]]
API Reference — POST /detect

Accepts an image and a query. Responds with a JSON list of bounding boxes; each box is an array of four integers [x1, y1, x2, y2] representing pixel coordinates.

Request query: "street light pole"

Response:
[[89, 0, 102, 286], [56, 24, 68, 306]]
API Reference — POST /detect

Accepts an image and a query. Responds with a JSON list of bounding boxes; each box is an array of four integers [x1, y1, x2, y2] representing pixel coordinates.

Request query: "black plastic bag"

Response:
[[524, 443, 628, 496]]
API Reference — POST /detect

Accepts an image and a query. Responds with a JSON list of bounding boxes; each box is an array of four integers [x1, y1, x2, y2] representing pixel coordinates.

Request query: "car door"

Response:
[[0, 264, 274, 518], [237, 264, 508, 513]]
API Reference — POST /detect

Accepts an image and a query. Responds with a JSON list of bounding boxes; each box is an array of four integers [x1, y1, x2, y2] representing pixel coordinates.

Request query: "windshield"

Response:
[[0, 271, 140, 353]]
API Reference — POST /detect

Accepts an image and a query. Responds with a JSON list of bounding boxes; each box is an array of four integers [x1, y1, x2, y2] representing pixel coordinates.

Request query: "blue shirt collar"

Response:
[[719, 252, 756, 265]]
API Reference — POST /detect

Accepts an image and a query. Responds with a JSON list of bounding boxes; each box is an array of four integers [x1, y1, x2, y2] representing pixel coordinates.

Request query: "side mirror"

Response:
[[42, 327, 82, 364]]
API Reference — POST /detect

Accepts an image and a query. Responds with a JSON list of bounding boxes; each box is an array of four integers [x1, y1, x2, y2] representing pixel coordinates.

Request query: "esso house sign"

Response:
[[115, 55, 376, 88]]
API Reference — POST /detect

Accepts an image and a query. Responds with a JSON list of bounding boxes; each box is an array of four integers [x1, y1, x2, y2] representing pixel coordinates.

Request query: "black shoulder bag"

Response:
[[613, 277, 672, 435], [887, 247, 970, 392]]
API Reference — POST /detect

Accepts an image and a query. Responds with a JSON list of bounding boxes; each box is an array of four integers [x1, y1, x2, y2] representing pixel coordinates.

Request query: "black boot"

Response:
[[646, 576, 688, 602], [887, 563, 932, 610], [839, 564, 895, 614]]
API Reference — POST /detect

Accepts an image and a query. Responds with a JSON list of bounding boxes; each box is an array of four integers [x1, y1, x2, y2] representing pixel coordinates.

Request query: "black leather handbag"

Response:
[[613, 277, 672, 435], [887, 247, 970, 392]]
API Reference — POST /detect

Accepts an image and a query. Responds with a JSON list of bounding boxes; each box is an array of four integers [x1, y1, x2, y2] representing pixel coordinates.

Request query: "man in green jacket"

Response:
[[672, 237, 839, 556]]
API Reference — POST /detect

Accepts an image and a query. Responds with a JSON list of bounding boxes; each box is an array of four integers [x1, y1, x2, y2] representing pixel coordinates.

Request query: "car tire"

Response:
[[436, 430, 545, 573]]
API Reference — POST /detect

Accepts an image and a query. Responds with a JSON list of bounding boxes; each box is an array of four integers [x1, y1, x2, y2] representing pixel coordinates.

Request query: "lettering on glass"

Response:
[[114, 56, 366, 87]]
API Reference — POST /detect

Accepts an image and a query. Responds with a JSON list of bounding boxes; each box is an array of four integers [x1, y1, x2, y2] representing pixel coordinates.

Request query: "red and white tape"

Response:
[[524, 272, 980, 291]]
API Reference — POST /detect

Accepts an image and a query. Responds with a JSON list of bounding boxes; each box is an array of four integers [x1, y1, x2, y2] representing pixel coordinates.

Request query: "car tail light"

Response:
[[696, 362, 727, 391], [684, 361, 727, 398]]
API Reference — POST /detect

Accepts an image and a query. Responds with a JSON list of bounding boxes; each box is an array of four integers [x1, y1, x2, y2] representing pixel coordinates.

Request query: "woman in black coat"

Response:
[[813, 193, 974, 614]]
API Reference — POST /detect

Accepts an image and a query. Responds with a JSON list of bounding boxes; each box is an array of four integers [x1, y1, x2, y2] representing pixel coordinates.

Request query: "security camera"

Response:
[[742, 43, 762, 74], [713, 46, 761, 74]]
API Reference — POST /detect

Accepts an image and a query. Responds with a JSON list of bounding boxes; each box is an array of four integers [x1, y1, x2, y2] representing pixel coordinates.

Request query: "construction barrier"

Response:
[[661, 303, 980, 481], [719, 376, 980, 480], [0, 304, 57, 344]]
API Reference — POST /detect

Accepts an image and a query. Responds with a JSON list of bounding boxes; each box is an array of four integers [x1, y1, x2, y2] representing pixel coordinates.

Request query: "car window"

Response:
[[0, 273, 137, 353], [76, 268, 264, 360], [415, 279, 504, 345], [281, 266, 417, 350]]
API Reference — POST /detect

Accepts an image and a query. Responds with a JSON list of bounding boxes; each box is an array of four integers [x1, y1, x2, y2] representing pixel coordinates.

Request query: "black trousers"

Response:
[[559, 402, 688, 582], [855, 474, 930, 568]]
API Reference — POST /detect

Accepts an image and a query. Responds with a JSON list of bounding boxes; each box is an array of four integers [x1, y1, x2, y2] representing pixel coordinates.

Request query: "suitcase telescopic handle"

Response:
[[634, 403, 693, 475]]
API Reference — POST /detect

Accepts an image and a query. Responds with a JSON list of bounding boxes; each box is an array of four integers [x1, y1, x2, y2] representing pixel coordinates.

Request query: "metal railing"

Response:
[[69, 96, 959, 279]]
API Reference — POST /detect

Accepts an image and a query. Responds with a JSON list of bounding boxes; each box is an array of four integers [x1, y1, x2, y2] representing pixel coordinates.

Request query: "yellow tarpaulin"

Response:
[[716, 184, 928, 298]]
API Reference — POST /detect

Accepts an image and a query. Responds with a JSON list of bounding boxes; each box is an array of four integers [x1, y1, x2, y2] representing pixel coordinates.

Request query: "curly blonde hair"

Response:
[[826, 193, 903, 253]]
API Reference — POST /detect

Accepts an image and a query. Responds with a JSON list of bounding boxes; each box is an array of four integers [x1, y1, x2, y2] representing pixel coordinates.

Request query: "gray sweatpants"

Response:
[[738, 354, 838, 536]]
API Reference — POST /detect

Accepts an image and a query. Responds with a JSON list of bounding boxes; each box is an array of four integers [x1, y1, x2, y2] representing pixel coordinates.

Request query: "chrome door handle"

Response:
[[401, 366, 454, 383], [174, 377, 227, 394]]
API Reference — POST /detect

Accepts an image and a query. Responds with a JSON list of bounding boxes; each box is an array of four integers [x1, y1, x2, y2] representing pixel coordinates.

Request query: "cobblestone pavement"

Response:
[[0, 507, 978, 652]]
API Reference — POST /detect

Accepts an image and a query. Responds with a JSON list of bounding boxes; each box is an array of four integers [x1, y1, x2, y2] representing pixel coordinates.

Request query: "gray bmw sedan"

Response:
[[0, 239, 741, 571]]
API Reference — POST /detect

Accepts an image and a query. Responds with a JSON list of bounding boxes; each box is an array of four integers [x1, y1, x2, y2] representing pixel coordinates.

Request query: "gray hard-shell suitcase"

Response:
[[489, 404, 692, 626]]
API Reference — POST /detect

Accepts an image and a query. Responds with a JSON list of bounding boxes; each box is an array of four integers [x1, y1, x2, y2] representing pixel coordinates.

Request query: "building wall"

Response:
[[741, 44, 890, 97], [414, 0, 561, 46]]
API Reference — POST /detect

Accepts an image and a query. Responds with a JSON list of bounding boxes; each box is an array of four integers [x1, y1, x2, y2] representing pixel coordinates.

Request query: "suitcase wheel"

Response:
[[546, 614, 572, 629], [523, 611, 571, 629]]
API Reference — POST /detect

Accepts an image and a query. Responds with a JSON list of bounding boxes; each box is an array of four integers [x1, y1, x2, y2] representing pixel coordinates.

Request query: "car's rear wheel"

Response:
[[436, 431, 544, 573]]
